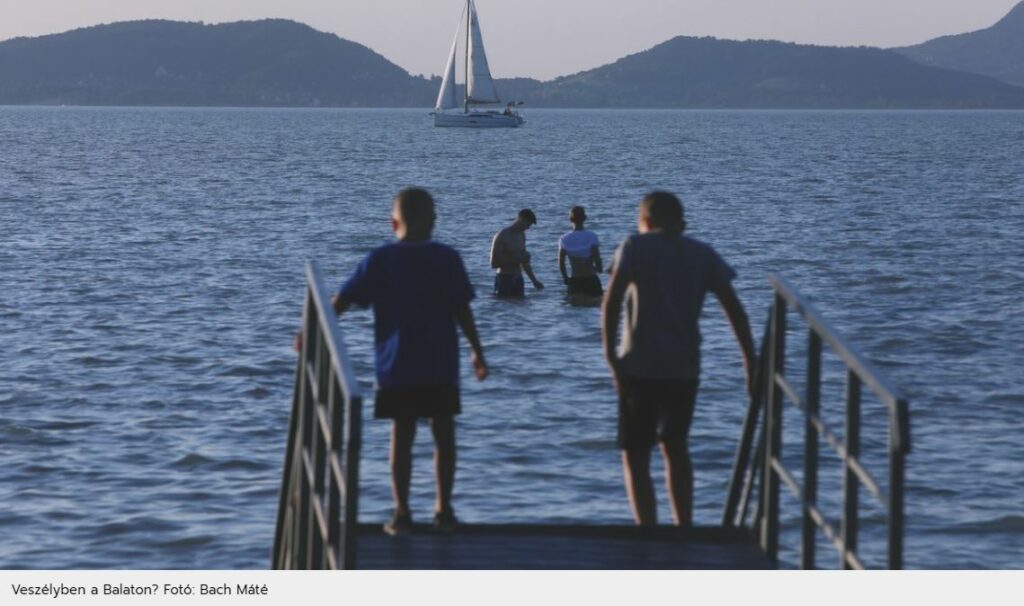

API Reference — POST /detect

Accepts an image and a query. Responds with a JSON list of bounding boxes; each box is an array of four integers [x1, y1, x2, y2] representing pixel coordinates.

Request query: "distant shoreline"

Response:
[[4, 16, 1024, 111]]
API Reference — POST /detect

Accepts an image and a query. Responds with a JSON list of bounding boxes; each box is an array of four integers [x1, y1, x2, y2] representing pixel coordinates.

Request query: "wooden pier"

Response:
[[356, 524, 768, 570], [272, 260, 910, 570]]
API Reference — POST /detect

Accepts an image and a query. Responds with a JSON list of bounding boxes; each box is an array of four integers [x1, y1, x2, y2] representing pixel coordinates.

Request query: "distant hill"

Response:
[[496, 36, 1024, 109], [896, 1, 1024, 87], [2, 19, 1024, 108], [0, 19, 432, 106]]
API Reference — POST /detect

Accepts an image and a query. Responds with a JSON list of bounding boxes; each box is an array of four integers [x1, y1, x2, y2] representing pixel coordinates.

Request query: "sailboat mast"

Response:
[[464, 0, 470, 113]]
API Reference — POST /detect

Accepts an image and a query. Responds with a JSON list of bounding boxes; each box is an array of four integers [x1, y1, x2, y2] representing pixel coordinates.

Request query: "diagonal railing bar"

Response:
[[722, 315, 771, 528]]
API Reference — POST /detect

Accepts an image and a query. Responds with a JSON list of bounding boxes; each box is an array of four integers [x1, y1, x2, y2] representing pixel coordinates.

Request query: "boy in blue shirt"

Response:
[[332, 188, 488, 535]]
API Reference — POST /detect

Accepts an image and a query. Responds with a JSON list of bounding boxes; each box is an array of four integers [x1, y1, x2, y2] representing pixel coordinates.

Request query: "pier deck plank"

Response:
[[356, 524, 774, 570]]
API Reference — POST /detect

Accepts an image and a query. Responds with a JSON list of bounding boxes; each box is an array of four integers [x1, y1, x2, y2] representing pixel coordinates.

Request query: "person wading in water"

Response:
[[558, 205, 603, 297], [490, 209, 544, 297]]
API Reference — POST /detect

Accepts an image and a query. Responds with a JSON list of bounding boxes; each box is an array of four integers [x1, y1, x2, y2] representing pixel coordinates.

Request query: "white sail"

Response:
[[431, 0, 523, 127], [434, 14, 461, 111], [467, 0, 500, 104]]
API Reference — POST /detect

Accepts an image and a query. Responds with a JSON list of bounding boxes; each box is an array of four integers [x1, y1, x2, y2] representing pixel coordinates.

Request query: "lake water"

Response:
[[0, 107, 1022, 569]]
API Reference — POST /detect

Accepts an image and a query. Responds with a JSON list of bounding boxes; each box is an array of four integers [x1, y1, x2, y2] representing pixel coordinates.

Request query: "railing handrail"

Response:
[[767, 274, 911, 453], [725, 273, 911, 570], [272, 259, 363, 570]]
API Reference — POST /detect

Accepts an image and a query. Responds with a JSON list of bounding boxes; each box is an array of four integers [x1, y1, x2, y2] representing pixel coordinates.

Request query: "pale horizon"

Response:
[[0, 0, 1019, 80]]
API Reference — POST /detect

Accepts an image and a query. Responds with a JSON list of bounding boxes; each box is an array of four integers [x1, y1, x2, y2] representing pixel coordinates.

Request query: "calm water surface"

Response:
[[0, 108, 1022, 569]]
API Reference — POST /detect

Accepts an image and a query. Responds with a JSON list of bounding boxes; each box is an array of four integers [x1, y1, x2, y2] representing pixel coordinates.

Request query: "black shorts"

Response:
[[617, 376, 699, 450], [494, 274, 525, 298], [567, 275, 603, 296], [374, 385, 461, 419]]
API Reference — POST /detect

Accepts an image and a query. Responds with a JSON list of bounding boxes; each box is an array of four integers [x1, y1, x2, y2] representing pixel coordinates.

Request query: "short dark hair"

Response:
[[569, 205, 586, 224], [393, 187, 436, 230], [640, 191, 684, 231], [518, 208, 537, 225]]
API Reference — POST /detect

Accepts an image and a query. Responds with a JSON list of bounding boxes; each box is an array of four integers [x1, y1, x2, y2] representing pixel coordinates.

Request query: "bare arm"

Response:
[[592, 245, 603, 274], [714, 283, 757, 396], [524, 257, 548, 290], [558, 248, 569, 284], [454, 303, 489, 380], [489, 233, 504, 269], [601, 264, 629, 391]]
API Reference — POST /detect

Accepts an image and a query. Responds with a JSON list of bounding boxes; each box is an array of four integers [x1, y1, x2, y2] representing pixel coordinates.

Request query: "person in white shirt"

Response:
[[558, 206, 603, 296]]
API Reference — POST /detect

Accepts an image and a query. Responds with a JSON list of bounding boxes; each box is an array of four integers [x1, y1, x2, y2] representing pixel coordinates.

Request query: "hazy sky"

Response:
[[0, 0, 1019, 79]]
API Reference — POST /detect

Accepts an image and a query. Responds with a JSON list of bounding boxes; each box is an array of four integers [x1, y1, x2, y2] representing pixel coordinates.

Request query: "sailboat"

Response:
[[433, 0, 524, 128]]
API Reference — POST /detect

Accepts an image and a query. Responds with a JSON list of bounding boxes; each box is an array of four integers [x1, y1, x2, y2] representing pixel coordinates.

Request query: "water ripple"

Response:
[[1, 107, 1021, 569]]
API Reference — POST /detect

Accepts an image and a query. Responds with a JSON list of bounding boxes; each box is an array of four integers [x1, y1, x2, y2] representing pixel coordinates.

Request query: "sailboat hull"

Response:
[[434, 111, 524, 128]]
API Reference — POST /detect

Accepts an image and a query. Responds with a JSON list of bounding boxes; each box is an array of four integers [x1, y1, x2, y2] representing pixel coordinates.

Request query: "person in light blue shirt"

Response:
[[333, 188, 488, 535], [558, 205, 603, 296]]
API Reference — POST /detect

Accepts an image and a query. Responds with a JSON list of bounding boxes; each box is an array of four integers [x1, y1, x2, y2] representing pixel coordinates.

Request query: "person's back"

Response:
[[602, 191, 755, 528], [347, 240, 471, 389], [492, 226, 527, 275], [613, 233, 730, 380], [327, 188, 488, 536], [558, 206, 603, 296], [559, 230, 600, 276]]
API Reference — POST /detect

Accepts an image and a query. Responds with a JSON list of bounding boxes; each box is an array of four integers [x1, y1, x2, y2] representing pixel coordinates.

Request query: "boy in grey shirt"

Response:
[[602, 191, 756, 527]]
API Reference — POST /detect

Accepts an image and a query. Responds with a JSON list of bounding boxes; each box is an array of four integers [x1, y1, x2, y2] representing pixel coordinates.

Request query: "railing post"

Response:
[[342, 394, 363, 570], [327, 376, 343, 569], [722, 319, 772, 527], [310, 340, 328, 570], [273, 288, 311, 569], [760, 294, 786, 562], [745, 422, 766, 532], [295, 312, 318, 569], [841, 371, 861, 569], [801, 331, 822, 569], [297, 443, 311, 568], [888, 397, 908, 570]]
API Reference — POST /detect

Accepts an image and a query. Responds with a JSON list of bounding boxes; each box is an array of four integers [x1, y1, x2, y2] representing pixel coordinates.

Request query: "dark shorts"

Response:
[[494, 273, 525, 298], [375, 385, 461, 420], [567, 275, 603, 296], [617, 376, 699, 450]]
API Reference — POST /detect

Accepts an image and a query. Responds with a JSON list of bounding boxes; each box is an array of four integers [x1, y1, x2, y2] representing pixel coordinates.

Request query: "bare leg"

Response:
[[390, 417, 417, 516], [622, 448, 657, 525], [661, 440, 693, 527], [430, 415, 457, 514]]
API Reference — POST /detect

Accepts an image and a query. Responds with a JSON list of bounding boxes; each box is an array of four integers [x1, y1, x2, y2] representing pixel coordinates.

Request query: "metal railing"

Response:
[[723, 273, 911, 569], [721, 320, 772, 531], [272, 260, 363, 570]]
